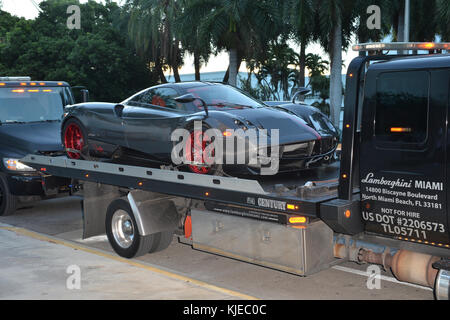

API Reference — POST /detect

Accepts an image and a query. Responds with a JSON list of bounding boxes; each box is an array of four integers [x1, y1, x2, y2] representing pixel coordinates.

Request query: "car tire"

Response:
[[62, 118, 90, 160], [0, 174, 17, 216], [105, 199, 161, 259]]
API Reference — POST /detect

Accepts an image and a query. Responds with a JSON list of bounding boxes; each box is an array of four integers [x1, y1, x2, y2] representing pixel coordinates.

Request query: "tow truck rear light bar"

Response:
[[353, 42, 450, 53], [0, 76, 31, 81]]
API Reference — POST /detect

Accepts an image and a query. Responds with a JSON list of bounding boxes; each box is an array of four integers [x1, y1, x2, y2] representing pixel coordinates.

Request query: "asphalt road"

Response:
[[0, 196, 434, 300]]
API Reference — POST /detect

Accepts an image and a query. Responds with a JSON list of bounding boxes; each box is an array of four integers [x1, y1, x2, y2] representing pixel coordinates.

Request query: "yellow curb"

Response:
[[0, 225, 258, 300]]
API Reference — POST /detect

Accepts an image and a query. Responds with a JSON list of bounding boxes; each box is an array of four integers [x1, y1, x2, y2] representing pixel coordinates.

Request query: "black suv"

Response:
[[0, 77, 79, 216]]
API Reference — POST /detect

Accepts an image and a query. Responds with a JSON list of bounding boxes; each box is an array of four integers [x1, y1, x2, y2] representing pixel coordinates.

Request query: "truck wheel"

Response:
[[149, 230, 174, 253], [105, 199, 158, 259], [0, 174, 17, 216]]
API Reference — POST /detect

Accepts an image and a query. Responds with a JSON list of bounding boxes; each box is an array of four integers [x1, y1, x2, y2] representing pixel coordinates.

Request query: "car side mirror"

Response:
[[71, 86, 90, 103], [174, 93, 196, 103], [81, 89, 90, 103], [175, 94, 209, 117], [292, 87, 311, 104]]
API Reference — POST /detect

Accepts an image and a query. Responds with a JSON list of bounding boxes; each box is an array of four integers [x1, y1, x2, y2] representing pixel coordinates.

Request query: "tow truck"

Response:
[[19, 43, 450, 299], [0, 77, 88, 216]]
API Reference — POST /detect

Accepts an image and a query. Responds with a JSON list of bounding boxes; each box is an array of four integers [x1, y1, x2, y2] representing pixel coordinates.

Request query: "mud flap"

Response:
[[82, 182, 122, 239]]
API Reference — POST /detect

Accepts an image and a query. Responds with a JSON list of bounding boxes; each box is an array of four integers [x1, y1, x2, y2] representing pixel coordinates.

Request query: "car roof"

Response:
[[153, 81, 229, 90]]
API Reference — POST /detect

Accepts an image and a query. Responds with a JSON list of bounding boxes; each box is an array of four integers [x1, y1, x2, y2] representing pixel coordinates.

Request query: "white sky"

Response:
[[2, 0, 358, 76]]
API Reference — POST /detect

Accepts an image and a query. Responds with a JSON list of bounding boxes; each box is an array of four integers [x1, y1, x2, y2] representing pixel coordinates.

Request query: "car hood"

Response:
[[0, 121, 64, 156], [218, 107, 321, 144]]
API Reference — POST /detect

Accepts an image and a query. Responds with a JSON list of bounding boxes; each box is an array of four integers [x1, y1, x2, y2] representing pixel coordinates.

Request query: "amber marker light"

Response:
[[0, 83, 5, 86], [391, 127, 412, 133], [12, 89, 25, 93], [344, 210, 351, 218], [419, 43, 435, 49], [289, 216, 307, 224]]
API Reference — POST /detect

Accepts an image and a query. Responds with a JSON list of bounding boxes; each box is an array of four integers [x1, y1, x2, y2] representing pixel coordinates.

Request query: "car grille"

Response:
[[312, 137, 336, 156], [282, 142, 314, 159]]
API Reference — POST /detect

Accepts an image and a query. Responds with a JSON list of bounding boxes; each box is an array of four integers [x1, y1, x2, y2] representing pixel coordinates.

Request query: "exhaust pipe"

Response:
[[389, 250, 440, 288], [334, 242, 441, 289]]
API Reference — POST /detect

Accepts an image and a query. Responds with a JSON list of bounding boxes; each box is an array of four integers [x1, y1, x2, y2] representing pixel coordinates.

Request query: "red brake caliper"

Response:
[[185, 131, 212, 174], [65, 124, 84, 159]]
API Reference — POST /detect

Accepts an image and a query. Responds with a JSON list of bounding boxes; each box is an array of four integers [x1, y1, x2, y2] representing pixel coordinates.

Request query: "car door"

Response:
[[359, 66, 449, 246], [122, 87, 187, 157]]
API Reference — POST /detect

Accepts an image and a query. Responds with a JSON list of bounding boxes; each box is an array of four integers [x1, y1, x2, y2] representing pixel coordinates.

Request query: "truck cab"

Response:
[[0, 77, 77, 216]]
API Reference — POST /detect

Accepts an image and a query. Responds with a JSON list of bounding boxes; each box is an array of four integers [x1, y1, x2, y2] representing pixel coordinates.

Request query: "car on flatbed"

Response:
[[61, 82, 339, 175]]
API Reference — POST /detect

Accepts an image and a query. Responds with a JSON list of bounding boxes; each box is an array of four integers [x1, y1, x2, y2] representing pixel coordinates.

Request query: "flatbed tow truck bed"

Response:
[[22, 154, 342, 223]]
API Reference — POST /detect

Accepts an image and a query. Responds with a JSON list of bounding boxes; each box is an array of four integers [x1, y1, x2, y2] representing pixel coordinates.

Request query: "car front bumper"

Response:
[[6, 173, 71, 197]]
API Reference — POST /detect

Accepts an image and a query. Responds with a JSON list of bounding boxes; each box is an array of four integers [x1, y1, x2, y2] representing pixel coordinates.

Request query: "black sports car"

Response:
[[62, 82, 338, 175]]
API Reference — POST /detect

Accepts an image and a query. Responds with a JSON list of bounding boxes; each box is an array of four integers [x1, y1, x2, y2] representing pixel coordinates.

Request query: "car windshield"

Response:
[[0, 87, 67, 124], [187, 84, 264, 110], [309, 113, 337, 133]]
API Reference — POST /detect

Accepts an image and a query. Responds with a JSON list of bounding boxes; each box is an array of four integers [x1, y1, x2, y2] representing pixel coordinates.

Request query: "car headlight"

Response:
[[3, 158, 35, 172]]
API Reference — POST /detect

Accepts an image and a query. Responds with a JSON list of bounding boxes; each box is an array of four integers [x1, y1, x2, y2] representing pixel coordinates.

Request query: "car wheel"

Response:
[[63, 118, 89, 160], [105, 199, 161, 259], [184, 126, 223, 176], [0, 174, 17, 216]]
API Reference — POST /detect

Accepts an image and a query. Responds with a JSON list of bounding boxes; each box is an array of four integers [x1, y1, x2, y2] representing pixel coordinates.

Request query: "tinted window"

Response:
[[375, 71, 429, 144], [187, 85, 264, 109], [129, 88, 184, 111]]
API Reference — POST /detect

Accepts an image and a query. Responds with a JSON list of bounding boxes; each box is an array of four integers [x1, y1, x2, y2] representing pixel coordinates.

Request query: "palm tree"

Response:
[[127, 0, 183, 83], [258, 42, 297, 101], [436, 0, 450, 41], [175, 0, 213, 81], [285, 0, 315, 88], [311, 0, 355, 128], [352, 0, 390, 43], [384, 0, 438, 42], [183, 0, 277, 86]]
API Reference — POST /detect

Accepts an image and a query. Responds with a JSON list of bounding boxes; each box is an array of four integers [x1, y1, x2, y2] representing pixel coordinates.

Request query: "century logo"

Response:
[[257, 198, 286, 210]]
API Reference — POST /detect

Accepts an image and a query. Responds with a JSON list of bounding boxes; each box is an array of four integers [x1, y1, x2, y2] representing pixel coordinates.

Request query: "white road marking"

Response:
[[332, 265, 433, 291]]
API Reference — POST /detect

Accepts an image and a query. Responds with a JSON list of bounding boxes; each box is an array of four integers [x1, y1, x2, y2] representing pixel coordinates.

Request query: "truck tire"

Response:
[[105, 199, 159, 259], [0, 174, 17, 216], [149, 230, 174, 253]]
